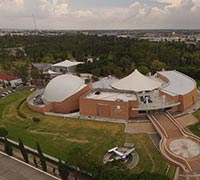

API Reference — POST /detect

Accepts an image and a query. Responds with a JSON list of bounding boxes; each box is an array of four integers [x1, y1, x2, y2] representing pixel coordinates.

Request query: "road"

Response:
[[0, 153, 58, 180]]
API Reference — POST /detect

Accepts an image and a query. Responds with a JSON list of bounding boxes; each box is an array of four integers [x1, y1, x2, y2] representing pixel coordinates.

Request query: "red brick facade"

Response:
[[79, 96, 139, 120], [28, 82, 92, 114], [28, 72, 198, 120], [158, 73, 198, 112]]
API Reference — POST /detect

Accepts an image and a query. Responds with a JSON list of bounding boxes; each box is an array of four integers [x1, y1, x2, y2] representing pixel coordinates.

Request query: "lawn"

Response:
[[189, 109, 200, 137], [0, 91, 175, 179]]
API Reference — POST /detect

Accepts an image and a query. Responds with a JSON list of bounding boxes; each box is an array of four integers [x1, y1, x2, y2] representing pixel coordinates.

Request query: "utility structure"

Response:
[[32, 14, 38, 32]]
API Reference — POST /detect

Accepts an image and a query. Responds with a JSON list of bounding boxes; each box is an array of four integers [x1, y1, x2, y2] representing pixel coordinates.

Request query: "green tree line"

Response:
[[1, 34, 200, 80]]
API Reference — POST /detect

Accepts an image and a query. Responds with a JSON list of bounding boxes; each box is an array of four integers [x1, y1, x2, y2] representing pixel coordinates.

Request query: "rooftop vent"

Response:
[[95, 91, 101, 95]]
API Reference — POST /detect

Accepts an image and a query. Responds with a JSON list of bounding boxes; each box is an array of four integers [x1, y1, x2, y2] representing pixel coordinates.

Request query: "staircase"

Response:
[[147, 111, 200, 173]]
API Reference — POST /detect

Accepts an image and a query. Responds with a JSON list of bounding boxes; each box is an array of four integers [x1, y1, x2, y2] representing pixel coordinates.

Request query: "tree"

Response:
[[30, 66, 41, 80], [133, 171, 170, 180], [150, 59, 166, 73], [14, 64, 29, 82], [18, 137, 29, 163], [33, 155, 38, 167], [138, 65, 149, 75], [4, 137, 13, 156], [74, 168, 78, 180], [2, 81, 7, 89], [58, 159, 69, 180], [92, 162, 130, 180], [36, 142, 47, 171], [0, 127, 8, 137], [92, 165, 170, 180]]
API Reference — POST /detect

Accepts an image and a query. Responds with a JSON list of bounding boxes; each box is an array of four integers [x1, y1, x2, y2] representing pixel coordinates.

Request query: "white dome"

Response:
[[42, 74, 85, 102]]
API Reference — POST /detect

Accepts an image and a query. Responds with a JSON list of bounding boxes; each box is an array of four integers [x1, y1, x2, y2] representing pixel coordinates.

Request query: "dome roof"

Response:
[[111, 69, 162, 92], [42, 74, 85, 102]]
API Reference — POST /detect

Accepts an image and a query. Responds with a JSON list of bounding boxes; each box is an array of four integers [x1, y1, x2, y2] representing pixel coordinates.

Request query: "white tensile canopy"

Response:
[[46, 70, 62, 75], [111, 69, 162, 92], [52, 60, 84, 68]]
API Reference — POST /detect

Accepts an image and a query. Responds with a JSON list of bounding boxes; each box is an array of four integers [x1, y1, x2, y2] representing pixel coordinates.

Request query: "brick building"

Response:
[[28, 70, 198, 121]]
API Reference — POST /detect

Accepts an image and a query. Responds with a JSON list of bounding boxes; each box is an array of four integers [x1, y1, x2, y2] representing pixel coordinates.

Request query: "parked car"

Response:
[[7, 90, 12, 94], [0, 94, 6, 98], [3, 92, 9, 95]]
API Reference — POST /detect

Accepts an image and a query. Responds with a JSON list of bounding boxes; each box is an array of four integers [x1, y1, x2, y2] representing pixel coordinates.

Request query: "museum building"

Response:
[[28, 69, 198, 120]]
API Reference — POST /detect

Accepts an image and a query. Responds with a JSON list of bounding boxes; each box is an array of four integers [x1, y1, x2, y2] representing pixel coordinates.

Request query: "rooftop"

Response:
[[158, 70, 196, 96], [0, 72, 19, 81], [111, 69, 162, 92], [85, 90, 137, 102], [133, 90, 180, 111], [42, 74, 85, 102], [93, 76, 118, 89], [52, 60, 84, 68]]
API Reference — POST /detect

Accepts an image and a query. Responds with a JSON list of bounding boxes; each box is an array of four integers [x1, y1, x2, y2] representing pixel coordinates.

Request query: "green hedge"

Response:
[[17, 98, 27, 118]]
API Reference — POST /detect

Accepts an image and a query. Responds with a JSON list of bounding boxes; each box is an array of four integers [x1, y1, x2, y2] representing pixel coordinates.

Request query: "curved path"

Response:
[[147, 111, 200, 173]]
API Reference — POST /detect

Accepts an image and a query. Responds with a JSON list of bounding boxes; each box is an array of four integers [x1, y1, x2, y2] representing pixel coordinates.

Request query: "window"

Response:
[[116, 105, 121, 110]]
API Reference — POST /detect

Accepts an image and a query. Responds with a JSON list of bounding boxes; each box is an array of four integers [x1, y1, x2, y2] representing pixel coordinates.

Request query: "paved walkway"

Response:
[[125, 122, 156, 133], [148, 112, 200, 173], [45, 112, 126, 124], [176, 167, 200, 180], [124, 113, 198, 134], [0, 153, 58, 180]]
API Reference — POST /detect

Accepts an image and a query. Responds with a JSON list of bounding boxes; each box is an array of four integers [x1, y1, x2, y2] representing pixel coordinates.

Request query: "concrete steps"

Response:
[[147, 112, 199, 173], [148, 113, 191, 172]]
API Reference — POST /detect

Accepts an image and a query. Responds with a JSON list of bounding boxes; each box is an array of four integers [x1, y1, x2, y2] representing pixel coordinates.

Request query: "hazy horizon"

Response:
[[1, 28, 200, 32]]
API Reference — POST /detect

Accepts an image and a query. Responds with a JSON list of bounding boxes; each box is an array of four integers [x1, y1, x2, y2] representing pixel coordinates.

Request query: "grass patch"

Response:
[[125, 134, 175, 177], [0, 91, 175, 179], [189, 109, 200, 136]]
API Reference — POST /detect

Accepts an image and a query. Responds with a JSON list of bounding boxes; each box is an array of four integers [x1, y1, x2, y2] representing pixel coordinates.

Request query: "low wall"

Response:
[[28, 103, 53, 114]]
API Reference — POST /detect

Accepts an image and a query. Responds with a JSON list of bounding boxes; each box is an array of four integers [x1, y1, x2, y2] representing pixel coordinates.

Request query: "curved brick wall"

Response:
[[28, 82, 92, 114], [157, 72, 198, 112]]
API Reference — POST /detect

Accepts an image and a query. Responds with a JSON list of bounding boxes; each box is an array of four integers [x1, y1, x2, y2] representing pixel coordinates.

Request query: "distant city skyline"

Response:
[[0, 0, 200, 30]]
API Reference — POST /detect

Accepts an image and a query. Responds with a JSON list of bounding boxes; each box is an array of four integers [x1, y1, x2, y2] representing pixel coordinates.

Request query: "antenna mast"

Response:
[[32, 14, 37, 31]]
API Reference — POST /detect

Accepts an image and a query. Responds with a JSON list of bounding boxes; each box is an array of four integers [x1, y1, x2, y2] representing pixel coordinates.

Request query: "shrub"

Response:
[[17, 98, 27, 119], [17, 98, 26, 110], [32, 117, 40, 122], [17, 111, 26, 118], [33, 155, 38, 167], [18, 137, 29, 163], [4, 137, 13, 156], [0, 127, 8, 137], [58, 160, 69, 180], [36, 142, 47, 171]]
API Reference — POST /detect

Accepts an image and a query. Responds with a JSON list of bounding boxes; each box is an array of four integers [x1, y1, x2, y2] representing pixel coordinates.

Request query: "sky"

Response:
[[0, 0, 200, 30]]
